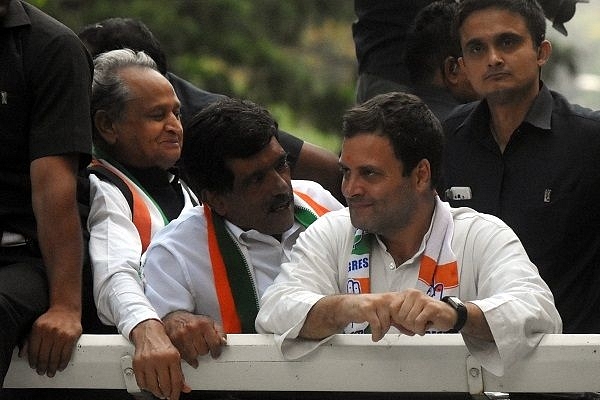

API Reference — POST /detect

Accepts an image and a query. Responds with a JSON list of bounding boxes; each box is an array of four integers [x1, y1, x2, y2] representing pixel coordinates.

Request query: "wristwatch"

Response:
[[442, 296, 467, 332]]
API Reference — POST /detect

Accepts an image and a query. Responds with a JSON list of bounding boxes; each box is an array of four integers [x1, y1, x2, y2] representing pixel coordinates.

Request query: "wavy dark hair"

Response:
[[183, 97, 279, 195]]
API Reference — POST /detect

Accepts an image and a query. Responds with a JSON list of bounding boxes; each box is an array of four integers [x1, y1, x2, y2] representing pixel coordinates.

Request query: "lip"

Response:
[[348, 201, 373, 211], [269, 199, 293, 213], [484, 71, 510, 81], [160, 137, 181, 147]]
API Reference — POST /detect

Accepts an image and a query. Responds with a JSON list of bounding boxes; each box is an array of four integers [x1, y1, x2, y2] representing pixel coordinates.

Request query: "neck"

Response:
[[381, 200, 435, 265], [487, 82, 540, 152]]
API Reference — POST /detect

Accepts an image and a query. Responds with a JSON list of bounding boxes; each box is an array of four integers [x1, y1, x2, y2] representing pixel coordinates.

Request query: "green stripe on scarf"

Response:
[[212, 212, 259, 333], [211, 206, 318, 333]]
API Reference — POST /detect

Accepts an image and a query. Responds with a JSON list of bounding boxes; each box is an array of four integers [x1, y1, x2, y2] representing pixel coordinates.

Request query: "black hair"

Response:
[[457, 0, 546, 47], [78, 17, 168, 74], [342, 92, 444, 189], [183, 97, 279, 194], [405, 1, 461, 85]]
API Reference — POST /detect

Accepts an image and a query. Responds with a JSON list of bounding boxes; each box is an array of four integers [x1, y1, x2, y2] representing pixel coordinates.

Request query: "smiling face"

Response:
[[458, 8, 551, 105], [209, 136, 294, 235], [340, 133, 418, 238], [105, 67, 183, 170]]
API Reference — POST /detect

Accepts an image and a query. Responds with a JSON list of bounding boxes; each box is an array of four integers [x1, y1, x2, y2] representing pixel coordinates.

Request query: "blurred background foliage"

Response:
[[30, 0, 599, 154], [31, 0, 355, 153]]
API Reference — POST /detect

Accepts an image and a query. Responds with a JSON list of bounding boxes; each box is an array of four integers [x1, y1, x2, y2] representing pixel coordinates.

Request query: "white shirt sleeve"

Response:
[[87, 174, 159, 339]]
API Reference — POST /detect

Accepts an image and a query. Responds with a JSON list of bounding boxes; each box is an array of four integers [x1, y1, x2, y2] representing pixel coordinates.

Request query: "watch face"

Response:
[[449, 297, 464, 308]]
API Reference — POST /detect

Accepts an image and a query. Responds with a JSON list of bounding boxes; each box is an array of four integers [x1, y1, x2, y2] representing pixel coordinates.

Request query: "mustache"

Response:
[[268, 192, 293, 211]]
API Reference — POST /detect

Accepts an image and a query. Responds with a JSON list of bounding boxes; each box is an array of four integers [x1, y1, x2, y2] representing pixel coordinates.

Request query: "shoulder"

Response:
[[20, 2, 83, 47], [443, 101, 480, 135], [157, 206, 206, 240], [451, 206, 515, 235], [292, 179, 332, 196], [292, 179, 344, 211], [550, 90, 600, 129]]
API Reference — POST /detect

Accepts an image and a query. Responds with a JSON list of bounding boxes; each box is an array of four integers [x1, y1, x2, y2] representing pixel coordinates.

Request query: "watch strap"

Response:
[[442, 296, 467, 332]]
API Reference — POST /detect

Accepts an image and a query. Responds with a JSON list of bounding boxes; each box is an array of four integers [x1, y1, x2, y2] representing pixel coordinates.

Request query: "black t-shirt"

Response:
[[352, 0, 433, 83], [0, 0, 93, 238]]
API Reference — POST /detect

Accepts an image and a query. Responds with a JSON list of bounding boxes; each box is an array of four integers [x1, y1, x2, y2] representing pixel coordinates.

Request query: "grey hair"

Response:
[[91, 48, 157, 141]]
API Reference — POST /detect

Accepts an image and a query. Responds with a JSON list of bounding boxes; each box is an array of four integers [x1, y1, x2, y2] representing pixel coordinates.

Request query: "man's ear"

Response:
[[413, 159, 432, 190], [202, 189, 227, 217], [94, 110, 118, 145], [443, 56, 461, 86], [537, 40, 552, 67]]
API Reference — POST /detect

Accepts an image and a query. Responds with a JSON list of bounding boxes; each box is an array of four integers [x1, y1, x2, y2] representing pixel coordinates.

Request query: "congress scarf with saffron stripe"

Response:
[[206, 191, 331, 333]]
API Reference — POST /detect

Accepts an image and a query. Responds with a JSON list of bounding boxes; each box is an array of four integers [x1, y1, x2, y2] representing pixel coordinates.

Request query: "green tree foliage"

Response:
[[32, 0, 357, 150]]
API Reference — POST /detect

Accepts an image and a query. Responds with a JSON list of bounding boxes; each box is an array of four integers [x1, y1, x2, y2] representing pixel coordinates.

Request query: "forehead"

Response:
[[460, 8, 529, 42], [227, 136, 284, 177], [120, 67, 177, 104], [340, 133, 399, 167]]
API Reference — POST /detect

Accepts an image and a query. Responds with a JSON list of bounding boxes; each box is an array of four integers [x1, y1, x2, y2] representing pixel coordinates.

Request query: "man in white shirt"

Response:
[[143, 97, 343, 367], [87, 49, 197, 399], [256, 91, 561, 376]]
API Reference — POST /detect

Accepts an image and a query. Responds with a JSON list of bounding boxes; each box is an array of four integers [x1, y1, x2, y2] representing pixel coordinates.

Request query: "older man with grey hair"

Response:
[[88, 48, 197, 399]]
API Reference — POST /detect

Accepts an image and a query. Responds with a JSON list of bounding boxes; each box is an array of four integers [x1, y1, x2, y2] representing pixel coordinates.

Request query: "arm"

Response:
[[88, 176, 188, 399], [299, 289, 493, 342], [292, 142, 344, 204], [26, 155, 83, 377], [143, 211, 227, 365]]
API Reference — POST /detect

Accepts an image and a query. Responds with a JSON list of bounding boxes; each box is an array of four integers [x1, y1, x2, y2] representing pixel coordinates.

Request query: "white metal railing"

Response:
[[4, 334, 600, 395]]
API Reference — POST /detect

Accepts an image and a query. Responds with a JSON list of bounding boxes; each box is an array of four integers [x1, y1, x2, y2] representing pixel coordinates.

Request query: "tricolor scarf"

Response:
[[206, 190, 330, 333], [345, 196, 459, 334]]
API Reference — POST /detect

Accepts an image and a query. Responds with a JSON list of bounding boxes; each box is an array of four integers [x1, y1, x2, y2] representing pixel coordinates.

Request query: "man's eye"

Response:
[[468, 44, 482, 54], [363, 169, 377, 177]]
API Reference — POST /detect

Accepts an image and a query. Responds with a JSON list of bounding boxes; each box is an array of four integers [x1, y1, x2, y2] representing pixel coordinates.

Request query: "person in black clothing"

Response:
[[78, 17, 344, 203], [352, 0, 586, 104], [403, 0, 479, 121], [442, 0, 600, 334], [0, 0, 92, 389]]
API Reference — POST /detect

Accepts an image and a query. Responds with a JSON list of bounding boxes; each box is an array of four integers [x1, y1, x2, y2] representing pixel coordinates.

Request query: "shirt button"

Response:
[[389, 262, 395, 270]]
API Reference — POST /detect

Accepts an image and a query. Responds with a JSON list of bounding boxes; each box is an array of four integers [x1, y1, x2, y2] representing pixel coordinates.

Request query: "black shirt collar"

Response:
[[1, 1, 30, 29]]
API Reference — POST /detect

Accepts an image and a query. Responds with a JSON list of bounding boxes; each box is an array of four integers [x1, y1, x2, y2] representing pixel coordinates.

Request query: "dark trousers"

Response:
[[0, 248, 48, 387]]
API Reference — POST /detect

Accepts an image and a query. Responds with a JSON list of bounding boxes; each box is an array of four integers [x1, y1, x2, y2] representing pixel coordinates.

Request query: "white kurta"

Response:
[[87, 159, 197, 339], [255, 206, 562, 376], [143, 180, 344, 324]]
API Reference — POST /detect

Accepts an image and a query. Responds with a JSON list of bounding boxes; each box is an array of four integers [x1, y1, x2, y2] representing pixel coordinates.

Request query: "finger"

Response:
[[33, 336, 51, 376], [27, 331, 41, 370], [167, 363, 186, 400], [156, 366, 172, 400], [134, 364, 148, 394], [45, 341, 63, 378], [57, 337, 76, 372], [368, 315, 384, 342], [144, 369, 164, 399], [179, 338, 200, 367], [205, 331, 226, 359]]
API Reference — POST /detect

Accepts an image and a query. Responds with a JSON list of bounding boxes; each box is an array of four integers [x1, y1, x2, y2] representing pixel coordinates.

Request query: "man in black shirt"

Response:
[[0, 0, 92, 387], [443, 0, 600, 334]]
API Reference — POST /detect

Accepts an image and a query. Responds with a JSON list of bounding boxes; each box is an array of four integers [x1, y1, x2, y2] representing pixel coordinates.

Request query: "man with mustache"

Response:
[[442, 0, 600, 334], [255, 92, 561, 376], [142, 97, 343, 366]]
